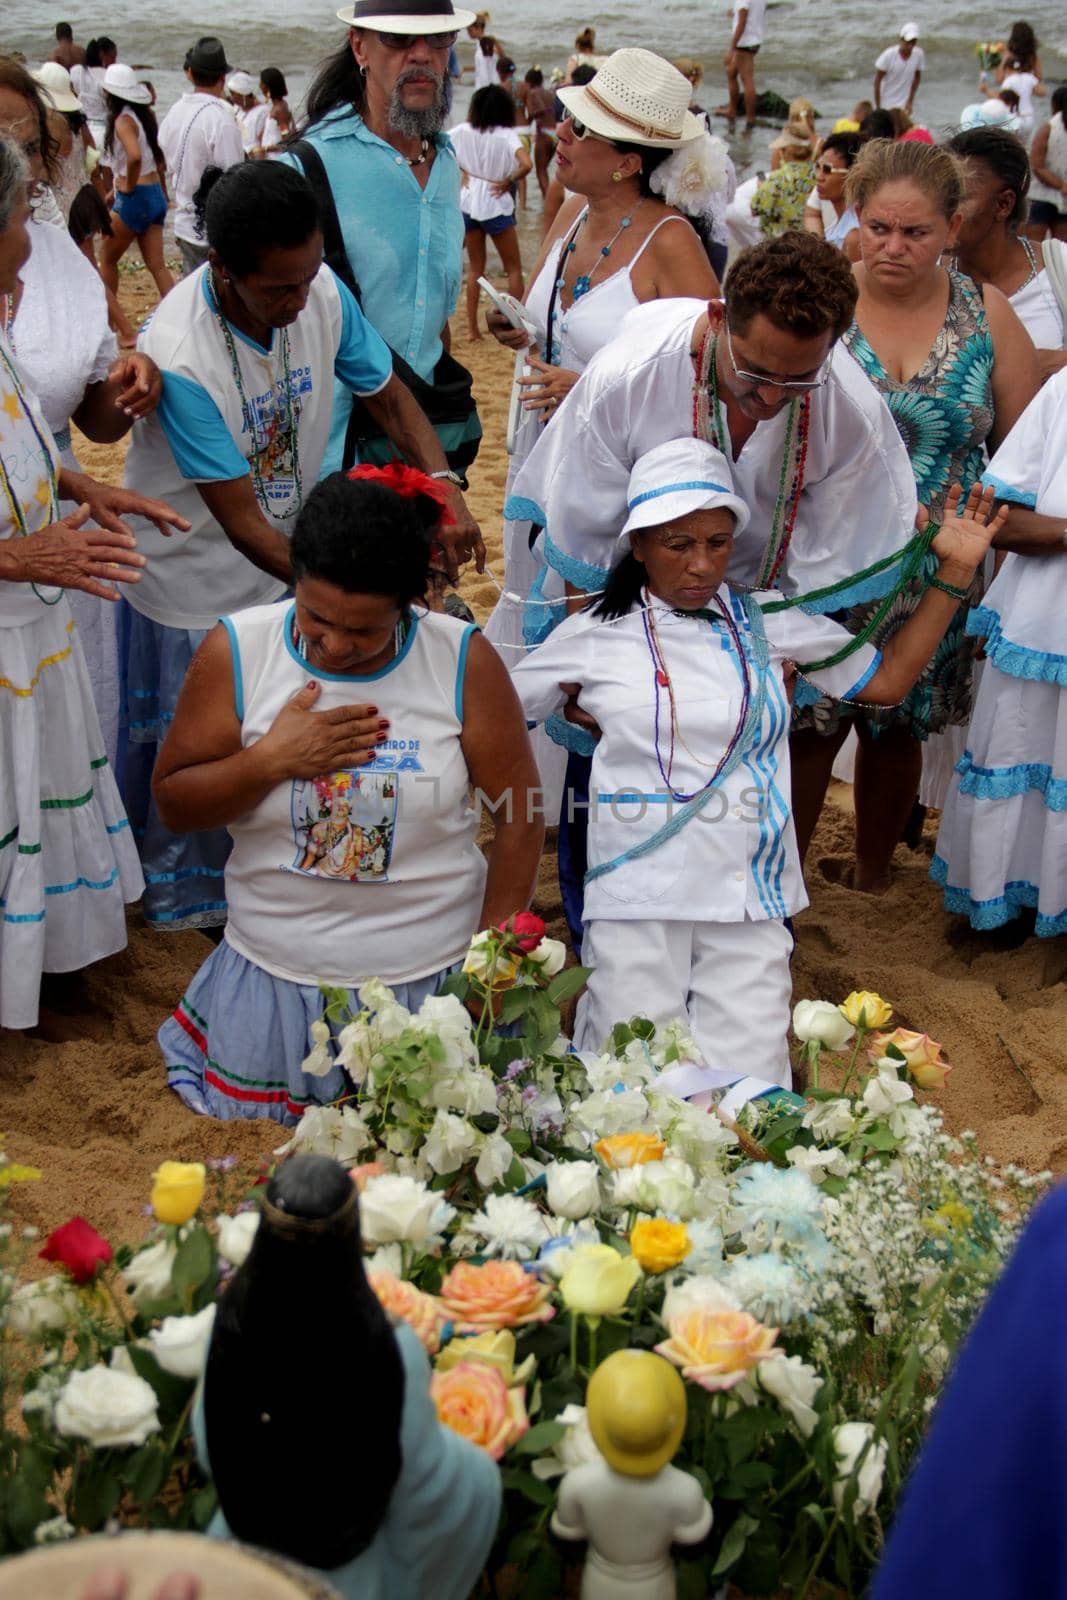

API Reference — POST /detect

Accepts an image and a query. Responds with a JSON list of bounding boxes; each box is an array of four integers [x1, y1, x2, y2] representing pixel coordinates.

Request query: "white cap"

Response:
[[32, 62, 83, 113], [620, 438, 749, 544], [226, 70, 259, 97], [899, 22, 919, 41]]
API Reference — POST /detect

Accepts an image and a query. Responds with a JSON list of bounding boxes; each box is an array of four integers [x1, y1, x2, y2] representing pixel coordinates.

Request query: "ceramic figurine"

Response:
[[196, 1154, 500, 1600], [552, 1349, 712, 1600]]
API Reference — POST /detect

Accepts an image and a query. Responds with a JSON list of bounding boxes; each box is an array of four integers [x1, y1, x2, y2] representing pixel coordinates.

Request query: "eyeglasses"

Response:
[[377, 29, 458, 48], [725, 322, 831, 393], [815, 159, 845, 177]]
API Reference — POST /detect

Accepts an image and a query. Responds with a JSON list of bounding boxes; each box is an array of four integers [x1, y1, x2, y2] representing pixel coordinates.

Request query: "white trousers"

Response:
[[574, 917, 794, 1088]]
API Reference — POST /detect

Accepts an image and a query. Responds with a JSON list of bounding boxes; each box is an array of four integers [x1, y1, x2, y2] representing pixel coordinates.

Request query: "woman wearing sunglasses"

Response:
[[810, 130, 863, 256]]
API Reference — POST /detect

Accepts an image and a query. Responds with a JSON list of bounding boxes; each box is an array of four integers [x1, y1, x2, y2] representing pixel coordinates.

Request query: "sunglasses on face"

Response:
[[815, 160, 845, 177], [725, 322, 831, 394], [566, 115, 611, 145], [377, 29, 458, 48]]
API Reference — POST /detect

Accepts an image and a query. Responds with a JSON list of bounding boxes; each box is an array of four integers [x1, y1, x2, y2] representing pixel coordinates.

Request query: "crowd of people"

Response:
[[0, 4, 1065, 1128]]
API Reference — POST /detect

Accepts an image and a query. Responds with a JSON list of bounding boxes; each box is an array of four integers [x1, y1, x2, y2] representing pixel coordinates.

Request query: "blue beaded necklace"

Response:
[[555, 202, 642, 304]]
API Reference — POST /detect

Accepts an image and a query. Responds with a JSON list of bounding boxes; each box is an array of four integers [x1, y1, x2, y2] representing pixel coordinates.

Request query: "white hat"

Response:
[[899, 22, 919, 41], [959, 97, 1022, 133], [336, 0, 476, 30], [226, 70, 259, 97], [32, 62, 83, 114], [102, 63, 153, 105], [620, 439, 750, 545], [557, 48, 704, 149]]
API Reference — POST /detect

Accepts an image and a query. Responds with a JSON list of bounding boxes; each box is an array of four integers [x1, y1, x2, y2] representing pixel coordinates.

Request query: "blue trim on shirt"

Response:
[[220, 615, 244, 722], [280, 601, 420, 683], [839, 650, 882, 702], [955, 751, 1067, 811], [931, 852, 1067, 937], [543, 532, 611, 594], [157, 371, 249, 483], [455, 623, 477, 721], [980, 472, 1038, 509], [966, 605, 1067, 685]]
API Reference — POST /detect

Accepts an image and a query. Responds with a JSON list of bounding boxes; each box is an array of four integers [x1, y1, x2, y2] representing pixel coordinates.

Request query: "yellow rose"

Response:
[[434, 1328, 535, 1387], [593, 1132, 667, 1170], [150, 1161, 206, 1225], [560, 1243, 642, 1317], [839, 991, 893, 1030], [655, 1306, 780, 1393], [868, 1028, 951, 1091], [629, 1219, 691, 1275]]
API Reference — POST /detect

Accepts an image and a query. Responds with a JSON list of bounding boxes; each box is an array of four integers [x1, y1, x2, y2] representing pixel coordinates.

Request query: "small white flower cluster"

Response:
[[648, 131, 730, 216]]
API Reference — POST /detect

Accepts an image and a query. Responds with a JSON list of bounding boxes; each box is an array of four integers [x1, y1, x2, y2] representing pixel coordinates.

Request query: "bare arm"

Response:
[[873, 69, 885, 109], [152, 625, 384, 832], [1030, 123, 1065, 195], [634, 215, 721, 300], [72, 355, 163, 442], [982, 283, 1041, 454], [991, 505, 1067, 554], [196, 476, 293, 584], [459, 632, 544, 927]]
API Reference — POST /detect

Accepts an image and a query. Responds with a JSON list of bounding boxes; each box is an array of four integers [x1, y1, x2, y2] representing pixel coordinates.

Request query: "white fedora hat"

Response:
[[336, 0, 476, 30], [557, 48, 704, 149], [620, 438, 750, 545], [32, 62, 83, 114], [102, 63, 153, 105]]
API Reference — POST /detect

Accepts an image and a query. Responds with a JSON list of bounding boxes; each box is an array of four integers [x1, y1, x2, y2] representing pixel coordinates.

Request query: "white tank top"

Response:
[[1030, 112, 1067, 208], [525, 213, 694, 367], [109, 109, 157, 183], [222, 601, 487, 986]]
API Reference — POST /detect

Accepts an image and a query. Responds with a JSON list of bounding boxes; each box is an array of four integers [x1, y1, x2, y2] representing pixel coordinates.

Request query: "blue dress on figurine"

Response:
[[195, 1155, 500, 1600]]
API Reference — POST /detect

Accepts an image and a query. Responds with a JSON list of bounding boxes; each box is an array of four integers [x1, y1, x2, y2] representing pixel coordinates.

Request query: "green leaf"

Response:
[[171, 1225, 215, 1302], [191, 1484, 218, 1529], [500, 1466, 557, 1507], [504, 1128, 532, 1155], [502, 1156, 527, 1191], [610, 1021, 637, 1052], [125, 1442, 169, 1503], [719, 1460, 776, 1498], [127, 1344, 196, 1420], [71, 1457, 123, 1530], [513, 1419, 566, 1456], [498, 986, 534, 1024], [546, 966, 592, 1005], [711, 1511, 760, 1577]]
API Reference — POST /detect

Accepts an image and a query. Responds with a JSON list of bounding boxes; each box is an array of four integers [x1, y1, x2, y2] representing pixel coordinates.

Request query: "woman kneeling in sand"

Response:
[[151, 466, 542, 1124], [511, 438, 1007, 1093]]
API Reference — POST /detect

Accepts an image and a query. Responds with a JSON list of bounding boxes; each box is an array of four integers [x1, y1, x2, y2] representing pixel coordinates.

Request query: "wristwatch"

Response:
[[430, 469, 464, 487]]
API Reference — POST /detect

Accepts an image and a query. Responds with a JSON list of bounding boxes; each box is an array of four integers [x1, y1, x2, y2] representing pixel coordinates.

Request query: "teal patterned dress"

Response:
[[795, 268, 994, 739]]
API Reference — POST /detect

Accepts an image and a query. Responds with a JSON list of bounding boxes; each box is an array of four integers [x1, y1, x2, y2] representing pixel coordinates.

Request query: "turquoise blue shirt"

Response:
[[194, 1323, 501, 1600], [282, 109, 464, 472]]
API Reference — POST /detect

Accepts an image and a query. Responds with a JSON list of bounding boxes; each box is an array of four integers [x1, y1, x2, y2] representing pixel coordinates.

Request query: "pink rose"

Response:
[[439, 1259, 555, 1332], [430, 1361, 529, 1459], [869, 1028, 951, 1091], [656, 1306, 780, 1393]]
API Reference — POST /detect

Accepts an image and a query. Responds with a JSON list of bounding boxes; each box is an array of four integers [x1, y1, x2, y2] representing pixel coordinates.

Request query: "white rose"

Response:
[[358, 1173, 456, 1249], [756, 1354, 823, 1438], [54, 1366, 160, 1448], [862, 1069, 915, 1136], [786, 1146, 851, 1185], [215, 1210, 260, 1269], [802, 1098, 857, 1142], [661, 1274, 740, 1326], [532, 1404, 605, 1479], [461, 929, 505, 983], [7, 1276, 79, 1336], [422, 1110, 480, 1176], [636, 1158, 698, 1221], [792, 1000, 855, 1051], [545, 1161, 601, 1220], [610, 1167, 646, 1209], [833, 1421, 888, 1516], [527, 937, 567, 977], [365, 1243, 403, 1277], [123, 1240, 177, 1308], [146, 1305, 216, 1381]]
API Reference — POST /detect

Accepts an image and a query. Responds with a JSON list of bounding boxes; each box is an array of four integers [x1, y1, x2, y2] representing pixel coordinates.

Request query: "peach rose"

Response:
[[369, 1271, 446, 1355], [350, 1161, 388, 1192], [439, 1259, 556, 1332], [868, 1028, 951, 1091], [656, 1306, 780, 1392], [430, 1361, 529, 1460], [593, 1132, 667, 1170], [630, 1219, 690, 1275]]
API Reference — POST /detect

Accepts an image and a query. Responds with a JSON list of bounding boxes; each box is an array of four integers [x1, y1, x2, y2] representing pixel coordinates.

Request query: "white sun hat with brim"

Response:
[[557, 48, 705, 149], [619, 439, 750, 547], [336, 0, 477, 30], [32, 62, 83, 114], [101, 63, 153, 106], [226, 70, 259, 97], [958, 98, 1022, 133]]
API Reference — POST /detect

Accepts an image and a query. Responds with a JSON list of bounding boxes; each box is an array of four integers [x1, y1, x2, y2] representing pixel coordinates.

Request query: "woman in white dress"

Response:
[[0, 136, 186, 1029], [70, 37, 115, 154], [933, 367, 1067, 937]]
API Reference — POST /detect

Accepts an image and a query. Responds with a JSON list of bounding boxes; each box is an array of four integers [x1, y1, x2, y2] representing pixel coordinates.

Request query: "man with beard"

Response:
[[283, 0, 484, 542]]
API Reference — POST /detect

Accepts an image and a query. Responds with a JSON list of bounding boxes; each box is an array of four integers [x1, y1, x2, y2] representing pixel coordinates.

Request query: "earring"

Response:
[[611, 170, 623, 182], [359, 64, 368, 77]]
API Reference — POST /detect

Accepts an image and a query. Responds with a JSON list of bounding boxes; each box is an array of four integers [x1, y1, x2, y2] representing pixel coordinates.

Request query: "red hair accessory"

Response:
[[345, 462, 456, 526]]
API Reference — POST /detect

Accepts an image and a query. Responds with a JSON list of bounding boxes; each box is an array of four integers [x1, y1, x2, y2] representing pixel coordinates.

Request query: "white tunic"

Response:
[[509, 297, 918, 614], [933, 366, 1067, 934], [511, 587, 880, 923], [222, 602, 487, 986], [158, 92, 245, 247], [1010, 241, 1067, 351]]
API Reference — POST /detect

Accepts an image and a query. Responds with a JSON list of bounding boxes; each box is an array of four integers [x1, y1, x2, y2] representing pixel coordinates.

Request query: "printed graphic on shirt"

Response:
[[286, 767, 398, 882], [244, 364, 314, 507]]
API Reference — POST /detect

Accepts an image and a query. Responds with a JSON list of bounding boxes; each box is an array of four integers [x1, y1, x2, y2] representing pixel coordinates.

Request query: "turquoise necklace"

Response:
[[556, 202, 642, 303], [207, 273, 303, 520]]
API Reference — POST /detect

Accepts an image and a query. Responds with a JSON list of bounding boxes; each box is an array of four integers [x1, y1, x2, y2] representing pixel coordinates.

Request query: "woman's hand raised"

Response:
[[928, 482, 1010, 582], [2, 504, 146, 600], [255, 681, 388, 782]]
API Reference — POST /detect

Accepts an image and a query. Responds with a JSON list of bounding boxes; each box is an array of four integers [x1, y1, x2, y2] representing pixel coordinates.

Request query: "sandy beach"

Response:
[[1, 260, 1064, 1248]]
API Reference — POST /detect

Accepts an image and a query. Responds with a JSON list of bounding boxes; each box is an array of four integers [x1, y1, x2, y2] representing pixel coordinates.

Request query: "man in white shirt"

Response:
[[159, 36, 245, 275], [873, 24, 924, 113], [226, 70, 266, 156], [722, 0, 766, 130]]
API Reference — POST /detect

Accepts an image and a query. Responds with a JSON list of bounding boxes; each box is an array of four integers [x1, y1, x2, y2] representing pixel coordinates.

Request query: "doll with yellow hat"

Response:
[[552, 1349, 712, 1598]]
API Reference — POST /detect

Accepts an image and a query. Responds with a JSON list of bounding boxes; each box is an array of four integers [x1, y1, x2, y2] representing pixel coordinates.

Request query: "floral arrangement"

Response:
[[975, 39, 1007, 72], [648, 131, 731, 218], [0, 931, 1046, 1599]]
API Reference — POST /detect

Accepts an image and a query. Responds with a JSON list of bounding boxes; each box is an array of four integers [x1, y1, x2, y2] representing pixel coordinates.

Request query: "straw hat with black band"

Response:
[[335, 0, 477, 32], [556, 48, 705, 150]]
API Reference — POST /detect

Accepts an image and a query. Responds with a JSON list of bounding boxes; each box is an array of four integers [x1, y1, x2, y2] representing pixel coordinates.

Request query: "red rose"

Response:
[[39, 1216, 113, 1284], [496, 911, 546, 953]]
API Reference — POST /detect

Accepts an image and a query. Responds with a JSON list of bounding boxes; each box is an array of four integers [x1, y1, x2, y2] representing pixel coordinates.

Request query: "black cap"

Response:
[[185, 35, 231, 77]]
